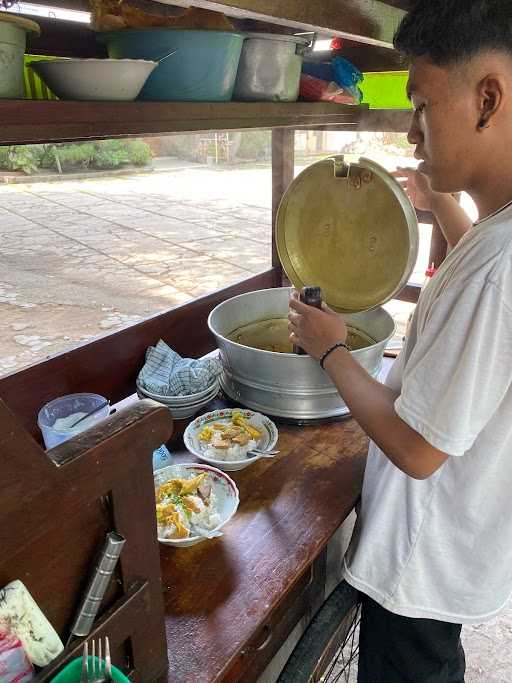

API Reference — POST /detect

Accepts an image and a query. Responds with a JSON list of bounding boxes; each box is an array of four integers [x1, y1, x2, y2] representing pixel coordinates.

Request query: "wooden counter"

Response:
[[160, 417, 367, 682]]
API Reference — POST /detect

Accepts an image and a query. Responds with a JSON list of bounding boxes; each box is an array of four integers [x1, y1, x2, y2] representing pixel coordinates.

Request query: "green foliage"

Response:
[[0, 140, 152, 175], [93, 140, 129, 169], [0, 146, 42, 174], [126, 140, 152, 166]]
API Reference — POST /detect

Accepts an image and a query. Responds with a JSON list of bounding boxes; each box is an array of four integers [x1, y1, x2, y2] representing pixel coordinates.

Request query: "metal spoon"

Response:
[[156, 49, 177, 64], [68, 400, 110, 429], [247, 449, 280, 459]]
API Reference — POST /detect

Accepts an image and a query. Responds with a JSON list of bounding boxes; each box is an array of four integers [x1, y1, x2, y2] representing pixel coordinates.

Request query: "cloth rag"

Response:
[[138, 340, 222, 397]]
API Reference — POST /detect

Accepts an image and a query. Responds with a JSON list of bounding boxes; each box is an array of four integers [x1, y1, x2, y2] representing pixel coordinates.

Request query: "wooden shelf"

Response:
[[0, 100, 365, 145]]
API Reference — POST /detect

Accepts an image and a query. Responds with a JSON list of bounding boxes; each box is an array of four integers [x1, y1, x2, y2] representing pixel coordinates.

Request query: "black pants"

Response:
[[357, 594, 466, 683]]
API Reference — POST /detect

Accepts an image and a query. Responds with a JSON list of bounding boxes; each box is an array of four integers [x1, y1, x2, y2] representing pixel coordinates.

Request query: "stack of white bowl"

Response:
[[136, 379, 220, 419]]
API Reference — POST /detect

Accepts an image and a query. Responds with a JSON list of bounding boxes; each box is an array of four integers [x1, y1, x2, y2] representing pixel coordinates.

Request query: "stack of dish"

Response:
[[136, 379, 219, 419]]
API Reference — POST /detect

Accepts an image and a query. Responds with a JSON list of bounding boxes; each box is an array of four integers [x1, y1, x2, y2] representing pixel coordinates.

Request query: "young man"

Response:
[[288, 2, 512, 681]]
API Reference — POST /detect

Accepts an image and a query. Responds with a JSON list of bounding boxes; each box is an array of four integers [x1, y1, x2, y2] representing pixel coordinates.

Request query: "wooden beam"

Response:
[[153, 0, 406, 47], [0, 100, 365, 145], [429, 218, 449, 267], [271, 129, 295, 282], [357, 107, 412, 131]]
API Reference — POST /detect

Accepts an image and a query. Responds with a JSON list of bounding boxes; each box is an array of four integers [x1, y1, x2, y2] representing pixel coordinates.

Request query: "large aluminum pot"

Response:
[[208, 287, 395, 420]]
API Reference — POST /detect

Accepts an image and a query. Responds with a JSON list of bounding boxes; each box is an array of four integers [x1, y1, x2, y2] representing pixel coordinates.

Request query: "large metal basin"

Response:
[[208, 287, 395, 420]]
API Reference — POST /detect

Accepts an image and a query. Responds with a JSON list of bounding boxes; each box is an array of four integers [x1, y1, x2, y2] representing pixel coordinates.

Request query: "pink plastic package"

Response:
[[300, 74, 360, 104], [0, 630, 34, 683]]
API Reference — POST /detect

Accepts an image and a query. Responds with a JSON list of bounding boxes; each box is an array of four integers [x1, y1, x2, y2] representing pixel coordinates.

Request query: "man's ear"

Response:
[[476, 74, 504, 129]]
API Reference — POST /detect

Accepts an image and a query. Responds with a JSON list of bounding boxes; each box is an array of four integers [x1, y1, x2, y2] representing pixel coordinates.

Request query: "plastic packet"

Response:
[[301, 56, 363, 104], [0, 630, 34, 683], [300, 74, 360, 104]]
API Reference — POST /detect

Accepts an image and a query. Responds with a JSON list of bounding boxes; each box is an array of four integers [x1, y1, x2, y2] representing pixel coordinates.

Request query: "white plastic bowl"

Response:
[[30, 58, 157, 101], [184, 408, 279, 472], [154, 463, 239, 547]]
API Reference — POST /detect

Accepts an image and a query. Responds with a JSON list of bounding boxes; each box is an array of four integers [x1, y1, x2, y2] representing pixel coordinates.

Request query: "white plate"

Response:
[[154, 463, 239, 547], [183, 408, 279, 472]]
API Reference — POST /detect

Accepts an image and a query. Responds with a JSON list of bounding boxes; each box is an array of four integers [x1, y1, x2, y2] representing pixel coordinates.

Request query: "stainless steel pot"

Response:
[[208, 287, 395, 420], [233, 33, 311, 102]]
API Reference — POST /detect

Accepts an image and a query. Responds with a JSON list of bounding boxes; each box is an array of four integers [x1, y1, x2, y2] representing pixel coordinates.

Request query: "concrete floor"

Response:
[[0, 161, 510, 680]]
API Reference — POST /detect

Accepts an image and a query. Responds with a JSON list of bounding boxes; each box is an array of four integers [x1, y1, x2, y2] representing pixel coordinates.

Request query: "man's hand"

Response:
[[288, 293, 347, 360], [393, 166, 472, 249], [393, 166, 438, 212]]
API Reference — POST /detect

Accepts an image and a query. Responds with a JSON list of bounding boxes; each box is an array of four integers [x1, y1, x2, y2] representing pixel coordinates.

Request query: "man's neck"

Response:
[[471, 170, 512, 222]]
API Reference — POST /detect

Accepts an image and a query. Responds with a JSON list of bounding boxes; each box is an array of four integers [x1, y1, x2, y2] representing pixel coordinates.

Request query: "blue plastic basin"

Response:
[[100, 29, 245, 101]]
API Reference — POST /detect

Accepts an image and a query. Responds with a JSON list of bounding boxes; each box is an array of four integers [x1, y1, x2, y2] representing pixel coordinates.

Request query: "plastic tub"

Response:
[[50, 656, 130, 682], [0, 14, 40, 98], [233, 33, 310, 102], [37, 393, 110, 450], [100, 29, 244, 101]]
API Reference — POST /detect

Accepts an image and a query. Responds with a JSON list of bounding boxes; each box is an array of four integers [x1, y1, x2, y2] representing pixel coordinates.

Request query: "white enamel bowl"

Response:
[[30, 58, 157, 101], [183, 408, 279, 472], [154, 463, 239, 547]]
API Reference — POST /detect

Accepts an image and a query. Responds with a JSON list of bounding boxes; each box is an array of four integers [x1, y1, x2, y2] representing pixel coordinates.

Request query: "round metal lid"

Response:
[[0, 12, 41, 35], [276, 156, 419, 313]]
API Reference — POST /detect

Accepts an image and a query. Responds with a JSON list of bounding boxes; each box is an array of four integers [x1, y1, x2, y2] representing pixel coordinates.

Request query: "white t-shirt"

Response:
[[343, 205, 512, 624]]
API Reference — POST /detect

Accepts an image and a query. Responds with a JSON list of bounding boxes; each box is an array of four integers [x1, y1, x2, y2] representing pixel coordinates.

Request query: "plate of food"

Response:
[[183, 408, 279, 471], [154, 463, 239, 547]]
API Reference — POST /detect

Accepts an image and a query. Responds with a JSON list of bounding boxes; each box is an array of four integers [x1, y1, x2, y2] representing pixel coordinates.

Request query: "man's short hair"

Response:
[[394, 0, 512, 65]]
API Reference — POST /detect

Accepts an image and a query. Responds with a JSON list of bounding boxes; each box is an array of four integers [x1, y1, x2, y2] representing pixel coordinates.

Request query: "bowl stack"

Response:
[[136, 379, 219, 419]]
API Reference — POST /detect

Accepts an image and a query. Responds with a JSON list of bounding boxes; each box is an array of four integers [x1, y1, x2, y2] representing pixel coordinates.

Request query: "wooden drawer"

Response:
[[222, 552, 327, 683]]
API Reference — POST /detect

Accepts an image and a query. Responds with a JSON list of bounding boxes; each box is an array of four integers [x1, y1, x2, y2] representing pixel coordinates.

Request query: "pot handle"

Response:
[[294, 31, 316, 56]]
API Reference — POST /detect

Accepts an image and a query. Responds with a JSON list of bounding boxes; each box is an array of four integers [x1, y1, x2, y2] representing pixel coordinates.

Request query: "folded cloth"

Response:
[[138, 340, 222, 397]]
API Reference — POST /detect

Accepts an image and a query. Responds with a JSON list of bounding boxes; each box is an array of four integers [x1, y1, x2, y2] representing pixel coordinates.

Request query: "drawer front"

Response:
[[222, 551, 327, 683]]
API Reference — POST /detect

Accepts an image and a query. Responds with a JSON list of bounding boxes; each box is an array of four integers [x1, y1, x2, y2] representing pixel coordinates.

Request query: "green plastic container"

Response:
[[360, 71, 412, 110], [0, 13, 40, 98], [50, 657, 130, 682]]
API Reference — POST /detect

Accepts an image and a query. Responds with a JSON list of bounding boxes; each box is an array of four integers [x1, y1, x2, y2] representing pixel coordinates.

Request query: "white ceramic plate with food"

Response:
[[183, 408, 279, 472], [154, 463, 239, 547]]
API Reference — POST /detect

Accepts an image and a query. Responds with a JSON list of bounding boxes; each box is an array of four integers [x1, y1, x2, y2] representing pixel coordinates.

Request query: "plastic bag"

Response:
[[0, 630, 34, 683], [301, 56, 363, 104], [300, 74, 360, 104]]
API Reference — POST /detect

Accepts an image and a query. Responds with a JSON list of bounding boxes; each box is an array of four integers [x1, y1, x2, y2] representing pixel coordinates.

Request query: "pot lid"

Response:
[[0, 12, 41, 35], [276, 155, 419, 313]]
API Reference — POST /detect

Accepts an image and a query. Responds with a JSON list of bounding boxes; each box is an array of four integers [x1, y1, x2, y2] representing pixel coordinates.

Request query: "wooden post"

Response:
[[429, 217, 449, 267], [271, 128, 295, 286]]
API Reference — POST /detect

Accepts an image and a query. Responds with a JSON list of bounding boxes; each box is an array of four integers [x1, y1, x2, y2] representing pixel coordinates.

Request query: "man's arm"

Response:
[[394, 167, 473, 249], [323, 346, 448, 480], [288, 298, 449, 480]]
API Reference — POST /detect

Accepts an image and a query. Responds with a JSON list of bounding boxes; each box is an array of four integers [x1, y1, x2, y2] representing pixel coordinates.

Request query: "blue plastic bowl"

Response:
[[100, 29, 245, 101]]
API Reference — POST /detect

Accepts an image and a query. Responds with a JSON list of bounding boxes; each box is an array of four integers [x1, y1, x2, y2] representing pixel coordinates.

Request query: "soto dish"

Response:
[[198, 410, 262, 462], [155, 471, 221, 540]]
